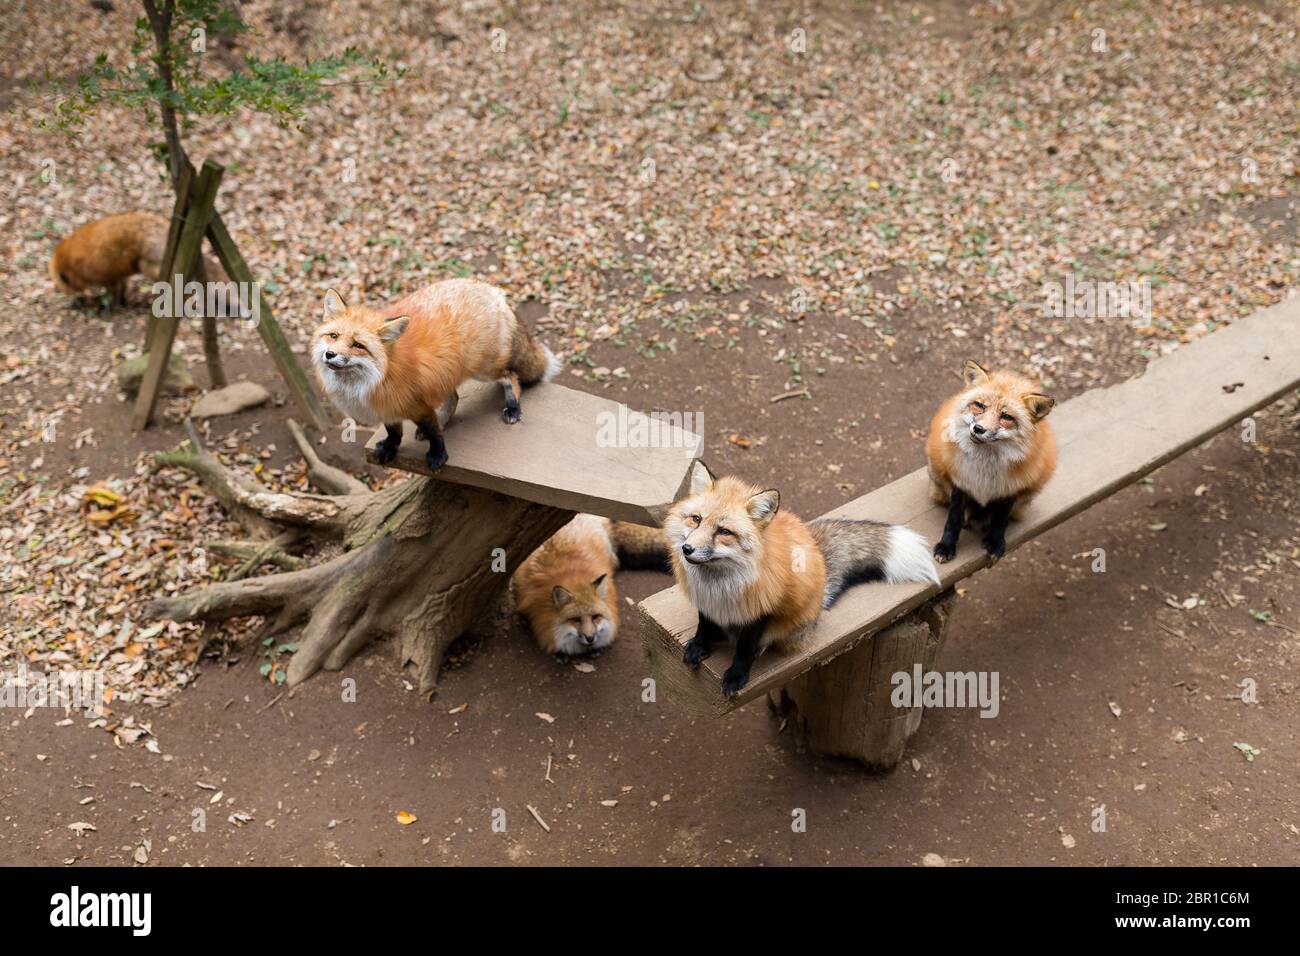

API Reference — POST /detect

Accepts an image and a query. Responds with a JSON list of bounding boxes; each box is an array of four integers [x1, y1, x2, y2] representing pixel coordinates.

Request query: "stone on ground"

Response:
[[190, 381, 271, 419], [116, 352, 195, 397]]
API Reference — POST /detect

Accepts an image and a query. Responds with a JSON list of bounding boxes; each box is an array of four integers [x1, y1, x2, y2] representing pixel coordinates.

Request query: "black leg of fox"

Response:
[[375, 422, 402, 465], [417, 416, 448, 471], [683, 612, 725, 666], [500, 372, 523, 424], [934, 486, 967, 562], [721, 618, 768, 697], [982, 496, 1015, 561]]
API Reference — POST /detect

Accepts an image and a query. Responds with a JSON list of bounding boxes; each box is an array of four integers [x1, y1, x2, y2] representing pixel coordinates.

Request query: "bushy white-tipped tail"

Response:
[[541, 344, 564, 383], [883, 525, 941, 586]]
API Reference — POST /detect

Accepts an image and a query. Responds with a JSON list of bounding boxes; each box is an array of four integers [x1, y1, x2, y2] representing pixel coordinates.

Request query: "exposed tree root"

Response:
[[148, 422, 571, 695]]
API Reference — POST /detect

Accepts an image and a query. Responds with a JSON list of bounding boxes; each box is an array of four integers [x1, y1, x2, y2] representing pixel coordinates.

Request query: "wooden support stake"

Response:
[[205, 211, 332, 432], [133, 160, 224, 429], [772, 589, 955, 769], [142, 163, 194, 357]]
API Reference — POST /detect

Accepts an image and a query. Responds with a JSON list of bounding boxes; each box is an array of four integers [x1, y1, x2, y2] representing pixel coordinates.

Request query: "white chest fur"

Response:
[[683, 566, 759, 629]]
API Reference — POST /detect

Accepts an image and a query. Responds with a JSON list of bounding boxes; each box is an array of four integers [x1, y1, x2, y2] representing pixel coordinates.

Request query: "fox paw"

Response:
[[721, 666, 751, 697], [933, 540, 956, 563], [501, 405, 522, 424], [425, 448, 449, 471], [982, 535, 1006, 562], [374, 442, 400, 465], [682, 637, 711, 667]]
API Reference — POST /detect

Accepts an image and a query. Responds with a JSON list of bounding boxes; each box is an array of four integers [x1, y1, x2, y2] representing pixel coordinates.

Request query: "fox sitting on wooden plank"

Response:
[[666, 462, 939, 696], [926, 359, 1057, 563]]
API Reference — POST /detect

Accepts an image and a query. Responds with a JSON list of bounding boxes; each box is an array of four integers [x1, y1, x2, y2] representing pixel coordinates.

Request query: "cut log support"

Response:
[[147, 435, 572, 695], [771, 590, 954, 768]]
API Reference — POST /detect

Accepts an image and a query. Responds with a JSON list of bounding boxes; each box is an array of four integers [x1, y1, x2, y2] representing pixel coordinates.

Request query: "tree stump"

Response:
[[771, 589, 956, 769], [146, 424, 571, 695]]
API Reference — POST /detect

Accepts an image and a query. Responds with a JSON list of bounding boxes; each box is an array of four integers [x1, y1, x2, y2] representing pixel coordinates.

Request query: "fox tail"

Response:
[[809, 517, 940, 609], [514, 331, 564, 386], [608, 521, 672, 573]]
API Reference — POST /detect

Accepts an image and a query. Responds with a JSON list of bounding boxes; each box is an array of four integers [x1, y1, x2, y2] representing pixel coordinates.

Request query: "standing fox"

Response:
[[666, 463, 939, 696], [49, 211, 227, 305], [311, 279, 562, 471], [513, 516, 669, 657], [926, 360, 1056, 563]]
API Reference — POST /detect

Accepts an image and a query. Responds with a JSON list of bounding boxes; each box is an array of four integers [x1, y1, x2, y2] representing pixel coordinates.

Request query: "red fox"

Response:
[[49, 211, 227, 305], [310, 279, 562, 471], [926, 359, 1057, 563], [513, 516, 669, 657], [666, 462, 939, 696]]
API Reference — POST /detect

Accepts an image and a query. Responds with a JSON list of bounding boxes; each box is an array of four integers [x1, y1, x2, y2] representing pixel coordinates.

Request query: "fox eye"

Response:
[[592, 614, 602, 623], [1000, 414, 1017, 427], [971, 401, 986, 412], [352, 341, 368, 353], [687, 514, 702, 527], [327, 332, 339, 341], [716, 527, 733, 538]]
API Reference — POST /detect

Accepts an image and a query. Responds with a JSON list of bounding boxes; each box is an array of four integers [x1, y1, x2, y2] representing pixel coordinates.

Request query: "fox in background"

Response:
[[311, 278, 561, 471], [666, 462, 940, 696], [513, 515, 669, 657], [926, 359, 1057, 563], [49, 211, 229, 306]]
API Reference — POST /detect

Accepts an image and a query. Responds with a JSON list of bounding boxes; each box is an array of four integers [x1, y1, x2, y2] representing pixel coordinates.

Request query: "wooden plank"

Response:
[[205, 211, 332, 432], [364, 381, 703, 526], [638, 295, 1300, 716], [132, 160, 223, 430]]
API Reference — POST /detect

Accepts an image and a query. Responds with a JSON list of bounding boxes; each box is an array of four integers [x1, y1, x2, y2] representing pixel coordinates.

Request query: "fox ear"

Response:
[[688, 460, 716, 495], [379, 315, 410, 344], [552, 586, 572, 608], [1024, 393, 1055, 421], [962, 359, 990, 387], [592, 573, 609, 598], [323, 288, 347, 320], [746, 489, 780, 525]]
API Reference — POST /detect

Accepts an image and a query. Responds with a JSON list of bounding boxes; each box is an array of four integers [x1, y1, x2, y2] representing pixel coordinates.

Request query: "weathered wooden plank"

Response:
[[133, 160, 223, 430], [205, 211, 332, 432], [639, 294, 1300, 716], [365, 381, 703, 527]]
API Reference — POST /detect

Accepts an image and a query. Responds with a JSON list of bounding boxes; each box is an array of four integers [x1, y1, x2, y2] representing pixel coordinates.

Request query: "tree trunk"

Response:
[[146, 423, 571, 695]]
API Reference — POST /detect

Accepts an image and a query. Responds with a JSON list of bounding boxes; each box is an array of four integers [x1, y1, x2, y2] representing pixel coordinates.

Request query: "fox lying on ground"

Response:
[[310, 279, 561, 471], [926, 359, 1057, 563], [513, 516, 669, 657], [49, 211, 228, 306], [666, 462, 939, 696]]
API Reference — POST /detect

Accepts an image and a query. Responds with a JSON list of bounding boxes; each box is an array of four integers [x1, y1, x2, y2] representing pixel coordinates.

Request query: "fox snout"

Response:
[[322, 350, 353, 370], [680, 542, 713, 564]]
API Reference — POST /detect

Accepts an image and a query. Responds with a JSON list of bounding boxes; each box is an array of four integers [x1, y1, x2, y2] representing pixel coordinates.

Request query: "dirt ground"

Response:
[[1, 0, 1298, 866]]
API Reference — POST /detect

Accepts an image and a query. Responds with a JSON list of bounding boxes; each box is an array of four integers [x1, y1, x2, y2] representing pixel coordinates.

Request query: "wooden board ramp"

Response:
[[366, 380, 704, 527], [638, 295, 1300, 748]]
